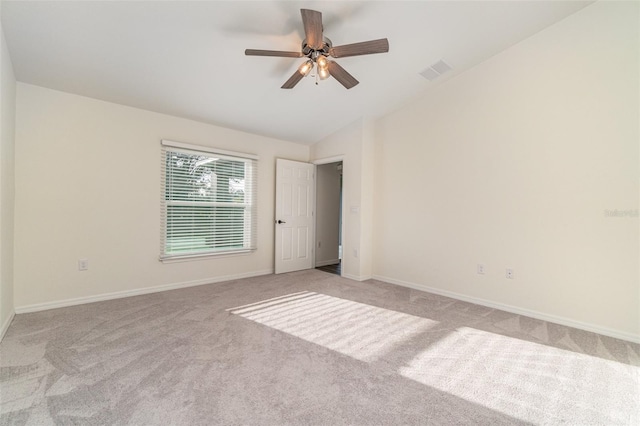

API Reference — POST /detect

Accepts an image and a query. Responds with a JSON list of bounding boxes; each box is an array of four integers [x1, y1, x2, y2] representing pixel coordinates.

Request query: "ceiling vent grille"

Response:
[[419, 59, 452, 81]]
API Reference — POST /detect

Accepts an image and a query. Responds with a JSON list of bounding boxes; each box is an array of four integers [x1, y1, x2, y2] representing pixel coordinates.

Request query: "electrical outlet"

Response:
[[353, 248, 358, 258], [318, 241, 321, 248], [477, 264, 485, 275], [506, 268, 514, 279], [78, 259, 89, 271]]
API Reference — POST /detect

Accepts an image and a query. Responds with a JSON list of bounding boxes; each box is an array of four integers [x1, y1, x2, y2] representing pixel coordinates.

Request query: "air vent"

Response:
[[419, 59, 452, 81]]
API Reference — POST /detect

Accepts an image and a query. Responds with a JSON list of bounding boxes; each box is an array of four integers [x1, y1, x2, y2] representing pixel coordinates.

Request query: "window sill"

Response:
[[159, 249, 255, 264]]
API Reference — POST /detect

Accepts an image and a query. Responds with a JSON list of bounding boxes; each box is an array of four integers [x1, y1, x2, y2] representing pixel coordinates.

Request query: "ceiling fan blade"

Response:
[[301, 9, 323, 50], [281, 70, 304, 89], [245, 49, 303, 58], [329, 38, 389, 58], [328, 61, 359, 89]]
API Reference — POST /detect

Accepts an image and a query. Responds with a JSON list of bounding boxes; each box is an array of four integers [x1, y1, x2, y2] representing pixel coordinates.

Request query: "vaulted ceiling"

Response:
[[1, 1, 591, 144]]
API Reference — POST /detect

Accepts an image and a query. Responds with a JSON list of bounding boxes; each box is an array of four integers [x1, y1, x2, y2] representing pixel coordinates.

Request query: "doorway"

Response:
[[314, 161, 343, 276]]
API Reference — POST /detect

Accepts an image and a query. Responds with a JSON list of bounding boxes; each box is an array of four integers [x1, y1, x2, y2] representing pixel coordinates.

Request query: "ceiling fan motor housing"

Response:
[[302, 37, 332, 59]]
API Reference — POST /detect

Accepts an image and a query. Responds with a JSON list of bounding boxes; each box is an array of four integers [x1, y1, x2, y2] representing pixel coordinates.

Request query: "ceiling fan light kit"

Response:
[[298, 60, 314, 77], [245, 9, 389, 90]]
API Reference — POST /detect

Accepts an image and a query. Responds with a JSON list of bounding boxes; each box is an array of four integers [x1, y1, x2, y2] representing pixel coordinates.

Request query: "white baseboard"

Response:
[[15, 269, 273, 314], [372, 274, 640, 344], [0, 310, 15, 342], [316, 259, 340, 267], [342, 273, 372, 282]]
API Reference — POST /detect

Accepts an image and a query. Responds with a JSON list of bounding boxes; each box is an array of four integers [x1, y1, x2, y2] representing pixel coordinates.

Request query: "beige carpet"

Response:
[[1, 269, 638, 425]]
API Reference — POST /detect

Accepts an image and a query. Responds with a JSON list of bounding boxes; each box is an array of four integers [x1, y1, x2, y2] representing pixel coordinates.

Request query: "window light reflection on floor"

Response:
[[398, 326, 636, 424], [228, 291, 438, 363], [228, 291, 639, 424]]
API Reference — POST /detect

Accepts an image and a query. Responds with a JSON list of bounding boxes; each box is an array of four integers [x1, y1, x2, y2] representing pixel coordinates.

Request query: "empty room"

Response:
[[0, 1, 638, 424]]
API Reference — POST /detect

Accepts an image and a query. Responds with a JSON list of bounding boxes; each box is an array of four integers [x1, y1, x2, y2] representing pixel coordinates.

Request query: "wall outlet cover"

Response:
[[78, 259, 89, 271]]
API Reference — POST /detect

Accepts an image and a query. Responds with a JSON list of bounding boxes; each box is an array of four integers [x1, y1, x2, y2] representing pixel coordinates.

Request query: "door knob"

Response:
[[276, 220, 286, 224]]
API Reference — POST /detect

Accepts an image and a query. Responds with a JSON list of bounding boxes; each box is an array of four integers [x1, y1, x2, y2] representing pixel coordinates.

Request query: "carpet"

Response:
[[1, 270, 638, 425]]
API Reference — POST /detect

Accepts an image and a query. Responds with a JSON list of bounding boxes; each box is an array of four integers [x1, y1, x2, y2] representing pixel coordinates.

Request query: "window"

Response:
[[160, 140, 258, 260]]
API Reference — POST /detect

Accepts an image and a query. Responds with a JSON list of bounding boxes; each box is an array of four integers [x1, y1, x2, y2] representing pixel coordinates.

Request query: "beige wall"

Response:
[[315, 162, 341, 265], [310, 118, 375, 281], [0, 18, 16, 337], [373, 1, 639, 340], [14, 84, 309, 310], [360, 118, 375, 279]]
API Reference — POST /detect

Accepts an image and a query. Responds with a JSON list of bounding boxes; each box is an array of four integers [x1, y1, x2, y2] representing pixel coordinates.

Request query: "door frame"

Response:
[[312, 155, 345, 277]]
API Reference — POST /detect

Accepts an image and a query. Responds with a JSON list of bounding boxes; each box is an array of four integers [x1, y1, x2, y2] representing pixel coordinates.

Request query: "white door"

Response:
[[275, 159, 315, 274]]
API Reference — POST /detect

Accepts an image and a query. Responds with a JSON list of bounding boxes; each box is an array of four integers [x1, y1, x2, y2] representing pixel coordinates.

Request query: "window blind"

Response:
[[160, 140, 258, 260]]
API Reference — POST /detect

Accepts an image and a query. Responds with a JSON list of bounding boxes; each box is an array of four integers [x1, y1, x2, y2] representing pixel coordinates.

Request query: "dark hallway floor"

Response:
[[316, 262, 341, 276]]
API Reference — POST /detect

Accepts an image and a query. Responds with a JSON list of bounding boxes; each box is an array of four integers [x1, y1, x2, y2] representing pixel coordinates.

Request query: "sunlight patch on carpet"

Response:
[[228, 291, 439, 363], [399, 326, 639, 424], [229, 293, 640, 425]]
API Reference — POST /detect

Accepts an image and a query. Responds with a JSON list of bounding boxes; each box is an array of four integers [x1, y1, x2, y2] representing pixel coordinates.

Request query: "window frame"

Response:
[[160, 139, 258, 262]]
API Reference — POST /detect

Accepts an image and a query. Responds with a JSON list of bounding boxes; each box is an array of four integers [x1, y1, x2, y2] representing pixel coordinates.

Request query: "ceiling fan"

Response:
[[245, 9, 389, 89]]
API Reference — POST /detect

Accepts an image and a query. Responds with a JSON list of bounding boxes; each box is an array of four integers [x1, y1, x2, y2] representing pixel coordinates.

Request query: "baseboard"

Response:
[[0, 310, 15, 342], [15, 269, 273, 314], [342, 273, 372, 282], [372, 274, 640, 344], [316, 259, 340, 267]]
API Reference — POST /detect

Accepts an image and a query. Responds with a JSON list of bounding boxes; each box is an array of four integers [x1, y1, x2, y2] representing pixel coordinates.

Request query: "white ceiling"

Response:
[[1, 1, 592, 145]]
